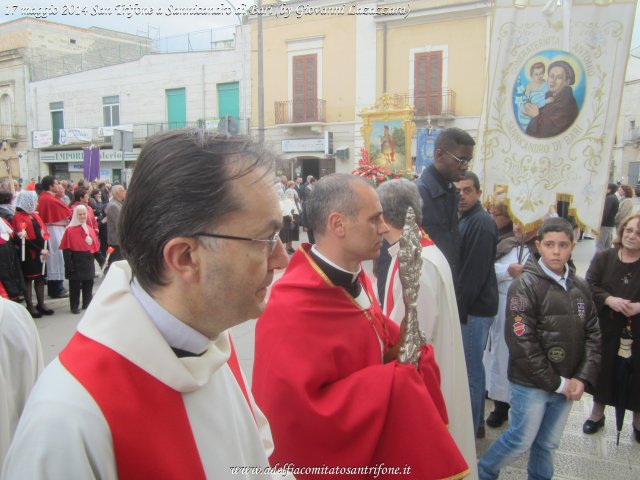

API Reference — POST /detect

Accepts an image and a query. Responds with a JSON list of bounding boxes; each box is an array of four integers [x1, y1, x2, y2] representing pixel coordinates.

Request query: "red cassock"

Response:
[[253, 245, 469, 480], [37, 192, 71, 224]]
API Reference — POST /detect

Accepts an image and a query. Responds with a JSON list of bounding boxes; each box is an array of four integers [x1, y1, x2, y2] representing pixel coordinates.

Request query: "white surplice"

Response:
[[0, 298, 44, 468], [2, 261, 282, 480], [382, 242, 478, 480], [483, 245, 530, 403]]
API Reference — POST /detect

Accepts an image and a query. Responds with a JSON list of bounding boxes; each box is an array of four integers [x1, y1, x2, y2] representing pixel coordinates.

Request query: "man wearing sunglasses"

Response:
[[3, 130, 290, 479], [415, 127, 474, 288]]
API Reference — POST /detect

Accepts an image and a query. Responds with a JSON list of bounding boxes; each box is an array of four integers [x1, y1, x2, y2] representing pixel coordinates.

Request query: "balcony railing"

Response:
[[624, 127, 639, 143], [394, 90, 456, 118], [39, 118, 250, 149], [0, 124, 28, 143], [274, 99, 326, 124]]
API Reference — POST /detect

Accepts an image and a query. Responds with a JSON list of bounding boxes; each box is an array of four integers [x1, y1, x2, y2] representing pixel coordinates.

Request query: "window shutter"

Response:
[[414, 51, 442, 116], [293, 54, 318, 122]]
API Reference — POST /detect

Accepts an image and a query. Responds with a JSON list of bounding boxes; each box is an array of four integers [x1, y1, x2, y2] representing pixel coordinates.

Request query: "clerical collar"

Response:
[[388, 239, 401, 257], [310, 245, 362, 297], [537, 258, 568, 291], [130, 278, 210, 356]]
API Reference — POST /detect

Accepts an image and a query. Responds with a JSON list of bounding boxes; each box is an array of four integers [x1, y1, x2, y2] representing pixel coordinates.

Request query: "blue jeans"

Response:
[[461, 314, 493, 432], [478, 383, 572, 480]]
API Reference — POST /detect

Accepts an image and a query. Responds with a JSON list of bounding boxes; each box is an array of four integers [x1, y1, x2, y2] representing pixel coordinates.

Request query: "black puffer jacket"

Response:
[[505, 255, 601, 392]]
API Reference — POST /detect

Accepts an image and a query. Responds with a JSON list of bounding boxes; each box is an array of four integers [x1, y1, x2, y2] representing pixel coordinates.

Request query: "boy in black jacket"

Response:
[[478, 217, 600, 480]]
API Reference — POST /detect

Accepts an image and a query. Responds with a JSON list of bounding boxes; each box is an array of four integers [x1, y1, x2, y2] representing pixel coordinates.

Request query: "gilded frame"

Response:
[[359, 94, 415, 172]]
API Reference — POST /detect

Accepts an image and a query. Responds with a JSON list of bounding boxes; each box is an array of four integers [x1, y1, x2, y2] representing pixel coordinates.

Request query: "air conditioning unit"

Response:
[[335, 147, 349, 160]]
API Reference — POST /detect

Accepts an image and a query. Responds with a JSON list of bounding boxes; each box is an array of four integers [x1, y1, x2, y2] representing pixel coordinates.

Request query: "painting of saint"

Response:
[[369, 120, 406, 170], [380, 125, 395, 164], [513, 51, 585, 138]]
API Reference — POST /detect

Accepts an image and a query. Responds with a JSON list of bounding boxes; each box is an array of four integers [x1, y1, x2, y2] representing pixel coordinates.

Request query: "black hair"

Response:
[[119, 128, 278, 293], [538, 217, 574, 242]]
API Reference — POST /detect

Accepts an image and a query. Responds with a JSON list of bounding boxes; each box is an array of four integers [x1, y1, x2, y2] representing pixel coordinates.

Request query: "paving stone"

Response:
[[553, 451, 640, 479]]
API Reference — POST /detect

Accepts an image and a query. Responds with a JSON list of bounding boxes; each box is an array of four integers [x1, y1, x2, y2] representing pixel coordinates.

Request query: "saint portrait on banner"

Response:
[[513, 51, 585, 138]]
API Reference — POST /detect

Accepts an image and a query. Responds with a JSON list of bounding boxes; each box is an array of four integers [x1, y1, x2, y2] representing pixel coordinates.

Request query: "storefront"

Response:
[[39, 149, 140, 184]]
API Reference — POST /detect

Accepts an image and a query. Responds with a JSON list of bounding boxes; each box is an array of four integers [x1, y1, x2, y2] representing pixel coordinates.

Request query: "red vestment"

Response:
[[253, 245, 468, 480], [59, 333, 255, 480], [11, 211, 47, 241], [60, 333, 207, 480], [37, 192, 71, 224]]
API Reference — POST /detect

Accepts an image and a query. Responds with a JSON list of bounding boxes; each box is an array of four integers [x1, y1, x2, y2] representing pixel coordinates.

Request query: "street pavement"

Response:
[[34, 227, 640, 478]]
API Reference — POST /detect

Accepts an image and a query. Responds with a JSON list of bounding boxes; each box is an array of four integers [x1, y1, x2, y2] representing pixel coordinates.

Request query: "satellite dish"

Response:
[[218, 115, 240, 136]]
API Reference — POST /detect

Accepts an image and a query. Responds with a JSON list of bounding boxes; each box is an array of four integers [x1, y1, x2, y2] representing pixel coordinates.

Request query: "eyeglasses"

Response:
[[193, 232, 281, 254], [444, 150, 471, 166]]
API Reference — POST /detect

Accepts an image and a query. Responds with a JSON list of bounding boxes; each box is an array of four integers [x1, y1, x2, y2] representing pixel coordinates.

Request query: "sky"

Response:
[[1, 1, 639, 46], [0, 0, 245, 38]]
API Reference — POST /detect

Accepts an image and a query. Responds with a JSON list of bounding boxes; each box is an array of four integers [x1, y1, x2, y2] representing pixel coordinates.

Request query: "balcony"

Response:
[[624, 127, 639, 144], [274, 99, 326, 125], [37, 118, 251, 149], [394, 90, 456, 118], [0, 124, 28, 144]]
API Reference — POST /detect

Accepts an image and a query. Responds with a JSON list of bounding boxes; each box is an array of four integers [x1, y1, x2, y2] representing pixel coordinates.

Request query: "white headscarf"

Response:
[[15, 191, 37, 214], [69, 204, 91, 240]]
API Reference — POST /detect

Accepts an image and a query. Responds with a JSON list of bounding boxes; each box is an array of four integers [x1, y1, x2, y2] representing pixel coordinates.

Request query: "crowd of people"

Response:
[[0, 177, 124, 316], [0, 127, 638, 479]]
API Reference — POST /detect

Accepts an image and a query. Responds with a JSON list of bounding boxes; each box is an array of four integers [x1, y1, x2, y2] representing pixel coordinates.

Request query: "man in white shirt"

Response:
[[3, 129, 290, 479]]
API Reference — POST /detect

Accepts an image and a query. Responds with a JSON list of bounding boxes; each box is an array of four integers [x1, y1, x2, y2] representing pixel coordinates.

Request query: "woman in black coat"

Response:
[[60, 205, 99, 314], [583, 213, 640, 442]]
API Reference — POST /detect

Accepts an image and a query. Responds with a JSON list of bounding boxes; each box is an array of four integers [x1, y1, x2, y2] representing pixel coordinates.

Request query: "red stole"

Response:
[[60, 225, 100, 253], [11, 211, 48, 241], [357, 269, 394, 352], [227, 338, 256, 423], [37, 191, 71, 224], [384, 230, 435, 317], [59, 333, 207, 480]]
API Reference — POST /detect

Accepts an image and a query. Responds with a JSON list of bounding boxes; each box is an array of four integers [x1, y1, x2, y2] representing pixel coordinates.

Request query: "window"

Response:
[[414, 51, 442, 116], [50, 101, 64, 145], [292, 54, 318, 122], [103, 96, 120, 127]]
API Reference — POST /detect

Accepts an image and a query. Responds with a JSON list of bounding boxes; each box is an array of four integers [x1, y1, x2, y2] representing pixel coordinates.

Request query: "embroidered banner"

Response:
[[476, 0, 637, 232]]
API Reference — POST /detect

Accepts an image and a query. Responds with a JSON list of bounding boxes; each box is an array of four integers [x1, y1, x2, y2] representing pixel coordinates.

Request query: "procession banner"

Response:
[[475, 0, 637, 232], [415, 127, 440, 174], [83, 146, 101, 181], [32, 130, 53, 149]]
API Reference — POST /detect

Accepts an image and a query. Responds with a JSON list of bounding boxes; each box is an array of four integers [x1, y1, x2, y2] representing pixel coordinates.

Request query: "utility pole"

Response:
[[257, 0, 265, 144]]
